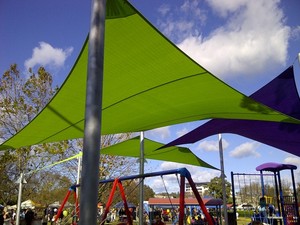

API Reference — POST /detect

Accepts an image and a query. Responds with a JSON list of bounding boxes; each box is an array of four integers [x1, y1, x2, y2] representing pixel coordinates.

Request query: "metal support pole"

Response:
[[260, 171, 265, 197], [15, 173, 24, 225], [274, 172, 281, 217], [179, 175, 185, 225], [278, 172, 287, 225], [231, 172, 237, 224], [75, 154, 81, 221], [139, 132, 145, 225], [218, 134, 228, 225], [290, 169, 299, 221], [79, 0, 106, 224]]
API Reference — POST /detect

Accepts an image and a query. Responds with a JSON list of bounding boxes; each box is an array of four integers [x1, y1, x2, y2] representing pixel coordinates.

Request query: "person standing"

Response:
[[25, 208, 34, 225], [153, 216, 165, 225], [0, 210, 4, 225], [171, 209, 178, 225]]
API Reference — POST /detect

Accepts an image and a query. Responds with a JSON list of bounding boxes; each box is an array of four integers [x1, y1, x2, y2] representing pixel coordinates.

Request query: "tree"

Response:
[[23, 171, 74, 206], [238, 181, 261, 205], [0, 64, 68, 205], [96, 179, 155, 208], [207, 176, 232, 202], [0, 65, 138, 206], [69, 133, 139, 202]]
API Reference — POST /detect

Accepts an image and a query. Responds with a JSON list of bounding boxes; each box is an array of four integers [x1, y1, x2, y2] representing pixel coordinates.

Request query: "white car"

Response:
[[236, 203, 255, 211]]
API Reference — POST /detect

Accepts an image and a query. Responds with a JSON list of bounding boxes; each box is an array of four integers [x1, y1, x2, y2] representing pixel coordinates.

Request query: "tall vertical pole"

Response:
[[79, 0, 106, 224], [218, 134, 228, 225], [139, 132, 145, 225], [290, 169, 299, 221], [273, 172, 281, 216], [76, 153, 81, 196], [179, 175, 185, 225], [278, 172, 287, 225], [231, 172, 237, 224], [260, 171, 265, 197], [15, 173, 24, 225], [76, 153, 81, 220]]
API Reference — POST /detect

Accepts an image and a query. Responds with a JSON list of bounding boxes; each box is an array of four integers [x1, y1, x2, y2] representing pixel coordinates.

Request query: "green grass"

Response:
[[237, 216, 252, 225]]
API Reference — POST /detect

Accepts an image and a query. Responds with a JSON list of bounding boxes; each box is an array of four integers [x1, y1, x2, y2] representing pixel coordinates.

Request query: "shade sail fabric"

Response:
[[29, 136, 218, 172], [100, 136, 217, 169], [1, 0, 299, 151], [162, 66, 300, 157]]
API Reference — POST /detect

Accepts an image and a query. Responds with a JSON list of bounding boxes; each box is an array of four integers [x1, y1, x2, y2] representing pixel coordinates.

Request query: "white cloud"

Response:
[[291, 25, 300, 40], [158, 4, 171, 17], [197, 139, 229, 152], [229, 141, 260, 158], [149, 126, 171, 140], [283, 156, 300, 166], [25, 42, 73, 70], [176, 127, 189, 138], [205, 0, 249, 17], [176, 0, 290, 79], [283, 157, 300, 184], [157, 0, 206, 43]]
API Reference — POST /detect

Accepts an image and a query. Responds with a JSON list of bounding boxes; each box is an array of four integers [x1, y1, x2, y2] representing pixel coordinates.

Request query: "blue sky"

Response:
[[1, 0, 300, 193]]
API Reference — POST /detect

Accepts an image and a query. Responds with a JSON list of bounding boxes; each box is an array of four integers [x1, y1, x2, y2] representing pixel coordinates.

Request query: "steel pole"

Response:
[[15, 173, 23, 225], [139, 132, 145, 225], [219, 134, 228, 225], [79, 0, 106, 224]]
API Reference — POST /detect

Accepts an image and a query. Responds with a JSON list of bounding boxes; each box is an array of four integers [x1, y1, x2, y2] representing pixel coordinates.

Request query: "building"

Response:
[[185, 182, 209, 196]]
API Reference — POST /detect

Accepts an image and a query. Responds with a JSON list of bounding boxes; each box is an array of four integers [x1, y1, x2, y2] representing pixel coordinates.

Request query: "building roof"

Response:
[[148, 197, 223, 206]]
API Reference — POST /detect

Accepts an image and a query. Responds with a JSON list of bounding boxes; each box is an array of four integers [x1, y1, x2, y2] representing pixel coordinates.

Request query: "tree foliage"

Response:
[[0, 64, 140, 206], [207, 176, 232, 202], [97, 180, 155, 207], [0, 64, 69, 205]]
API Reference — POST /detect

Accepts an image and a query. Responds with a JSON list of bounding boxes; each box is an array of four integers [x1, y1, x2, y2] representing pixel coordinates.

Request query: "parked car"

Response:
[[236, 203, 255, 211]]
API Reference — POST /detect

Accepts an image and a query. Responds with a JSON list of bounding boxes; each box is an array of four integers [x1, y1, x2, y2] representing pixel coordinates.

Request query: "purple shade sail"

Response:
[[162, 66, 300, 157], [256, 162, 297, 172]]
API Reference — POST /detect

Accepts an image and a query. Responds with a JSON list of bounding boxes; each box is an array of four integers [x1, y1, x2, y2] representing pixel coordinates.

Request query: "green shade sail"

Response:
[[29, 136, 217, 174], [100, 136, 217, 169], [0, 0, 299, 150]]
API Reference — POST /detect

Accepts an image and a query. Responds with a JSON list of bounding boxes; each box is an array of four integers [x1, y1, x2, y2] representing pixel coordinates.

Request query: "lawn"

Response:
[[236, 216, 252, 225]]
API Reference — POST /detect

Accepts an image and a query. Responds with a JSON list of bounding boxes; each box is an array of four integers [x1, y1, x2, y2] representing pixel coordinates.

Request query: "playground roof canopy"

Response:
[[256, 162, 297, 172], [1, 0, 299, 155], [162, 66, 300, 157], [100, 136, 217, 169]]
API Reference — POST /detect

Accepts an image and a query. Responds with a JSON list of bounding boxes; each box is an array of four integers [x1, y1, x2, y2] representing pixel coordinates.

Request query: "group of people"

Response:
[[42, 207, 70, 225], [149, 207, 214, 225], [0, 206, 72, 225], [0, 207, 36, 225]]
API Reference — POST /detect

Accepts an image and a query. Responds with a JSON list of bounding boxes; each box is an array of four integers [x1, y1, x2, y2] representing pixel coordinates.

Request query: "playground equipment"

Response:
[[231, 162, 299, 225], [55, 168, 215, 225], [256, 163, 299, 225]]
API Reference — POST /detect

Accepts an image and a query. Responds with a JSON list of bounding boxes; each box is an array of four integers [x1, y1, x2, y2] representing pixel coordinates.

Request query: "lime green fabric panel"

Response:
[[101, 136, 217, 170], [28, 137, 217, 172], [0, 0, 299, 151]]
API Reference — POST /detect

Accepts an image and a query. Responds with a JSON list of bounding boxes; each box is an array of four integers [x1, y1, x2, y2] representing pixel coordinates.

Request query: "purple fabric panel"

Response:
[[166, 119, 300, 156], [163, 66, 300, 157], [250, 66, 300, 118]]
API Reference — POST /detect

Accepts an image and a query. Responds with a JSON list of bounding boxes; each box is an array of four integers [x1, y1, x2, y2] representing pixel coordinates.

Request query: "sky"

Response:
[[1, 0, 300, 194]]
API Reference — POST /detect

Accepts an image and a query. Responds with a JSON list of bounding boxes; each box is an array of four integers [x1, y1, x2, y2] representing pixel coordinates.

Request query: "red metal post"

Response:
[[55, 189, 72, 222], [179, 174, 185, 225], [118, 180, 133, 225]]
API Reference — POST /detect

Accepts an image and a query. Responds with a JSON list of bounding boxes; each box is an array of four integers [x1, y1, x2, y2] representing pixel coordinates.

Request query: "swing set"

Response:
[[231, 163, 299, 225], [55, 168, 215, 225]]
